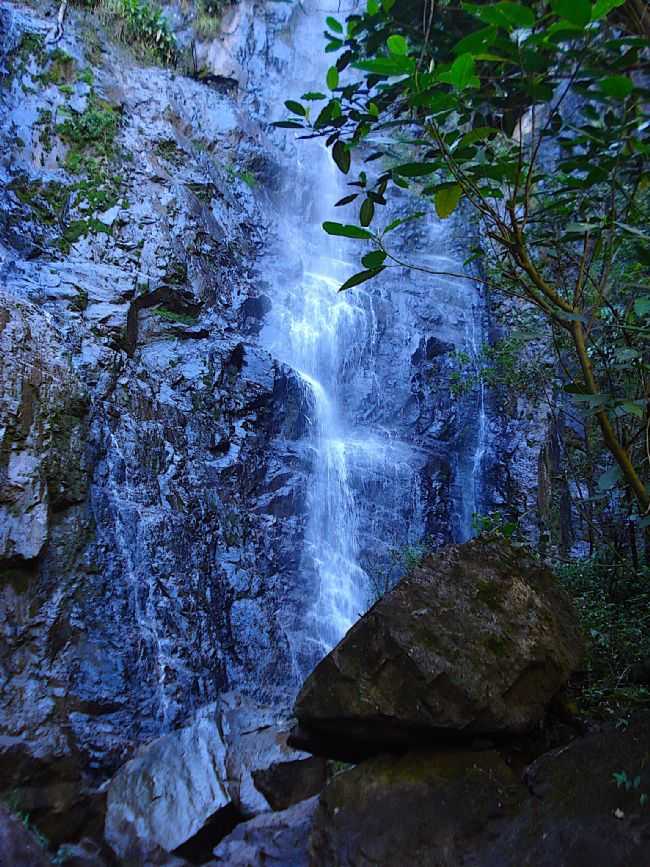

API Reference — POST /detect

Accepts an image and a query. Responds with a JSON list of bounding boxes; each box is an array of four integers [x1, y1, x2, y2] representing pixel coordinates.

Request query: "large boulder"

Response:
[[294, 538, 584, 759], [310, 715, 650, 867], [104, 705, 230, 861], [310, 750, 525, 866]]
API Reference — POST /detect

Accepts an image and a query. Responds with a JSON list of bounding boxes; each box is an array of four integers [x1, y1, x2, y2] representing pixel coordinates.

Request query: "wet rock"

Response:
[[0, 294, 88, 562], [0, 802, 52, 867], [210, 796, 318, 867], [104, 705, 230, 861], [53, 838, 107, 867], [294, 537, 584, 760]]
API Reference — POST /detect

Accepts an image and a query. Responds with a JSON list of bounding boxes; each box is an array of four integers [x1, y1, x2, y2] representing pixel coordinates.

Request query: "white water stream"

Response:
[[260, 0, 488, 674]]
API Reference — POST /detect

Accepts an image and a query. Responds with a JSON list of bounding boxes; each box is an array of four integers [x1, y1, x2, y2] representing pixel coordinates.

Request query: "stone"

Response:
[[0, 802, 52, 867], [309, 750, 525, 867], [310, 715, 650, 867], [210, 796, 318, 867], [294, 537, 584, 759], [104, 705, 230, 861], [219, 693, 327, 817]]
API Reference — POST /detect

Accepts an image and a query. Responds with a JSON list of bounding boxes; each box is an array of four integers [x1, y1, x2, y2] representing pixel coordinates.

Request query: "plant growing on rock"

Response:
[[279, 0, 650, 523]]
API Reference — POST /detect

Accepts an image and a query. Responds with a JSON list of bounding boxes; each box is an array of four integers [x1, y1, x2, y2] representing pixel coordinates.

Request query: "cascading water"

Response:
[[257, 0, 490, 678]]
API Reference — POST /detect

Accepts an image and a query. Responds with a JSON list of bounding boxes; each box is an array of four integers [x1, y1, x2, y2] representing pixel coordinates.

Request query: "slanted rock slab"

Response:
[[104, 705, 230, 861], [294, 537, 584, 759]]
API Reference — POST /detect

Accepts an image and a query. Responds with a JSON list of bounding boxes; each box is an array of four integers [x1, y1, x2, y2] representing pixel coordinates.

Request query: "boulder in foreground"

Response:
[[309, 715, 650, 867], [294, 537, 584, 759]]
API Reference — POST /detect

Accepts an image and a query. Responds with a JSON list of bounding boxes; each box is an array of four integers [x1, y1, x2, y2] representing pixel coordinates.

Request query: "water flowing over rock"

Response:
[[293, 537, 584, 759], [0, 0, 521, 802]]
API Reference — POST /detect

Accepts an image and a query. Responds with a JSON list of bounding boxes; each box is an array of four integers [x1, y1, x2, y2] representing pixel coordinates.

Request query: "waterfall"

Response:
[[256, 0, 489, 678]]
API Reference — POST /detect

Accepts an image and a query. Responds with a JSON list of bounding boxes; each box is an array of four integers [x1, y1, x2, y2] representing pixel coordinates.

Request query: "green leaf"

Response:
[[338, 267, 385, 292], [326, 66, 339, 89], [459, 126, 499, 148], [360, 198, 375, 227], [435, 184, 462, 219], [301, 91, 326, 101], [464, 2, 535, 29], [272, 120, 304, 129], [600, 75, 633, 99], [453, 25, 497, 55], [393, 162, 438, 177], [367, 0, 380, 14], [635, 296, 650, 317], [332, 141, 351, 174], [326, 16, 343, 33], [383, 211, 426, 234], [285, 100, 306, 117], [362, 250, 387, 268], [551, 0, 591, 26], [335, 193, 358, 207], [591, 0, 626, 20], [323, 221, 373, 240], [387, 34, 408, 56], [354, 56, 415, 76], [449, 53, 476, 90], [620, 401, 645, 419], [597, 465, 622, 492]]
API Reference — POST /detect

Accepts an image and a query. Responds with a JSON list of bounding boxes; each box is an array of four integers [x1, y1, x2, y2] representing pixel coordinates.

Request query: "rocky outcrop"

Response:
[[104, 695, 326, 861], [0, 295, 88, 564], [294, 537, 583, 759], [309, 715, 650, 866]]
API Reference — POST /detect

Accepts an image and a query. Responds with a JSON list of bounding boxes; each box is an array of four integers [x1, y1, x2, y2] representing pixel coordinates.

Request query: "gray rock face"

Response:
[[0, 1, 311, 792], [211, 796, 317, 867], [105, 704, 230, 860], [294, 538, 584, 759], [219, 694, 326, 818]]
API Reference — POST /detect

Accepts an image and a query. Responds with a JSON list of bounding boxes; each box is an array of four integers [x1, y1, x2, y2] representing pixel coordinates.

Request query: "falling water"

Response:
[[258, 0, 489, 676]]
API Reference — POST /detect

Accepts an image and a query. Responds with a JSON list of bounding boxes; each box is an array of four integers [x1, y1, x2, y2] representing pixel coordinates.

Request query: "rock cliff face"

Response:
[[0, 0, 540, 803]]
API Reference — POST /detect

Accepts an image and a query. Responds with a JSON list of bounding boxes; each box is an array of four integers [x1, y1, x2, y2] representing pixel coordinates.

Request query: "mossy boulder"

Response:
[[293, 537, 584, 760], [309, 715, 650, 866]]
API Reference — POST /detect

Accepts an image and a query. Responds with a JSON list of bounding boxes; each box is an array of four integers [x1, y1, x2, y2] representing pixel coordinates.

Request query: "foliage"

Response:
[[279, 0, 650, 517], [152, 307, 197, 324], [193, 0, 229, 39], [57, 96, 120, 159], [472, 511, 521, 541], [558, 558, 650, 718], [366, 539, 432, 604], [72, 0, 177, 65], [612, 769, 649, 807]]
